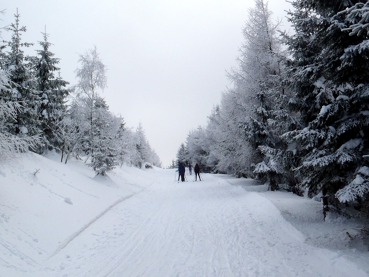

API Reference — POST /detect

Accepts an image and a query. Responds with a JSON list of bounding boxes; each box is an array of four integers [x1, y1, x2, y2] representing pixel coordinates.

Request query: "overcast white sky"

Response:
[[1, 0, 291, 167]]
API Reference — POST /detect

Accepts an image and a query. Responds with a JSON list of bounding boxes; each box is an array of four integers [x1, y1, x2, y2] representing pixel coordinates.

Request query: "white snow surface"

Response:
[[0, 153, 368, 277]]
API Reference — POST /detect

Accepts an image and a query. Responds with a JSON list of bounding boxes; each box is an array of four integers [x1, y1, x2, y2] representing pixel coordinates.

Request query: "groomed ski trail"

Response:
[[43, 171, 367, 277]]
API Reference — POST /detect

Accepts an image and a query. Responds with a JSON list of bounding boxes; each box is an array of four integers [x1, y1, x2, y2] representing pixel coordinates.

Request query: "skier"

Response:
[[194, 163, 201, 181], [178, 162, 185, 182], [188, 164, 192, 175]]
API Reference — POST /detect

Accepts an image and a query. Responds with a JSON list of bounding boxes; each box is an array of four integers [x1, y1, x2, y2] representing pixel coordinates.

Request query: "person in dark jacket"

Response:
[[188, 164, 192, 175], [178, 162, 185, 182], [194, 163, 201, 181]]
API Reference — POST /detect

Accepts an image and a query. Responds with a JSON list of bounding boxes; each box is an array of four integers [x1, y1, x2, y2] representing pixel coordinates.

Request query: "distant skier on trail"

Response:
[[188, 164, 192, 175], [178, 162, 185, 182], [194, 163, 201, 181]]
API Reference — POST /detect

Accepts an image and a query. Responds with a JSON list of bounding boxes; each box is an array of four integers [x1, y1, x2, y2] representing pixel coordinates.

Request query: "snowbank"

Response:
[[0, 152, 156, 275], [224, 176, 369, 275]]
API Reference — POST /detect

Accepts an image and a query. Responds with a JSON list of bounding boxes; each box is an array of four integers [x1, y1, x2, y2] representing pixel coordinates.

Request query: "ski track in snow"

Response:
[[48, 186, 151, 259], [48, 197, 126, 259], [39, 171, 368, 277]]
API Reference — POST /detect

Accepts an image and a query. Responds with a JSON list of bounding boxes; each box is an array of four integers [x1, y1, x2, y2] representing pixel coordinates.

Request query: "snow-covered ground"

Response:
[[0, 153, 368, 276]]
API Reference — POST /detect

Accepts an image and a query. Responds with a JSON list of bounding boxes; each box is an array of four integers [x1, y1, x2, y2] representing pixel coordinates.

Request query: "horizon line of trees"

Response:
[[177, 0, 369, 218], [0, 9, 161, 175]]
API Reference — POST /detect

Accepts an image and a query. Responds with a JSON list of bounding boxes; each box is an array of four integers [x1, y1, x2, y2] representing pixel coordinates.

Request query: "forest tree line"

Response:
[[0, 10, 161, 175], [177, 0, 369, 217]]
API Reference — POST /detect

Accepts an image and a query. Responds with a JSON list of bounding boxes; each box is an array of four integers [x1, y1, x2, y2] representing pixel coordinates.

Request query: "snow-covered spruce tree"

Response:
[[62, 93, 119, 176], [89, 96, 117, 175], [280, 0, 325, 195], [230, 0, 286, 187], [176, 143, 188, 165], [0, 12, 38, 158], [147, 146, 161, 168], [59, 96, 90, 163], [114, 116, 128, 167], [210, 92, 253, 176], [115, 126, 137, 166], [74, 46, 107, 158], [132, 124, 161, 168], [32, 31, 69, 153], [3, 10, 41, 141], [184, 127, 213, 172], [205, 106, 222, 172], [132, 124, 146, 168], [0, 71, 40, 159], [204, 101, 250, 175], [284, 1, 369, 212]]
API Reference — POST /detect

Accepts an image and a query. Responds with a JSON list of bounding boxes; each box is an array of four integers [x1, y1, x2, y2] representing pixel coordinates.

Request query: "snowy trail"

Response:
[[42, 170, 366, 277]]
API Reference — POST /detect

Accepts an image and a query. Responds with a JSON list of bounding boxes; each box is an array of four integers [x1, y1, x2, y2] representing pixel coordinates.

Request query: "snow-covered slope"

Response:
[[0, 152, 156, 275], [0, 153, 368, 276]]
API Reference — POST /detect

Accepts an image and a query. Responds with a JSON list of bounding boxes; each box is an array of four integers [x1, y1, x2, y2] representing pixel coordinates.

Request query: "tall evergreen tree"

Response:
[[90, 96, 117, 175], [114, 116, 128, 167], [3, 10, 40, 139], [133, 124, 151, 168], [205, 106, 222, 172], [0, 11, 39, 157], [212, 92, 252, 176], [231, 0, 285, 186], [176, 143, 188, 164], [0, 69, 40, 158], [285, 0, 369, 210], [33, 30, 69, 152], [60, 96, 90, 163]]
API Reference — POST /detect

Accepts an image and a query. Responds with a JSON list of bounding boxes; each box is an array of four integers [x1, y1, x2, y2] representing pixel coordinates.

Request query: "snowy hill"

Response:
[[0, 153, 368, 276], [0, 152, 157, 275]]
